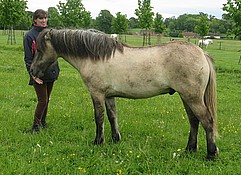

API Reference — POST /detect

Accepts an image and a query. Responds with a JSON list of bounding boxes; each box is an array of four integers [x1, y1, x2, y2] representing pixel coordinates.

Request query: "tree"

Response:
[[164, 17, 178, 37], [15, 10, 32, 30], [209, 17, 233, 35], [48, 7, 62, 28], [176, 14, 199, 32], [129, 17, 139, 28], [112, 12, 128, 35], [223, 0, 241, 39], [58, 0, 91, 28], [154, 13, 166, 34], [0, 0, 27, 44], [195, 13, 209, 47], [95, 10, 114, 33], [135, 0, 154, 45]]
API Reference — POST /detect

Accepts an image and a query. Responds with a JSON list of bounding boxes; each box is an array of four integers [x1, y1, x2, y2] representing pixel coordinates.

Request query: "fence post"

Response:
[[219, 41, 222, 50], [156, 35, 161, 44]]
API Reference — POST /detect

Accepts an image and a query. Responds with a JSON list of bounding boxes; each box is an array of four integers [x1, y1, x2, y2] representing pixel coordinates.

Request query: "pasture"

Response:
[[0, 31, 241, 174]]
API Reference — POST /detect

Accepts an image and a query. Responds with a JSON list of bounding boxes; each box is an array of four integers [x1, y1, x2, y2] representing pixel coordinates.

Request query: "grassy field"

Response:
[[0, 31, 241, 174]]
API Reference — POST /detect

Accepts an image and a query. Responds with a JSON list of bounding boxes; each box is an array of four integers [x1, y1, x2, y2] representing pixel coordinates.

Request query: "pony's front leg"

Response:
[[91, 94, 105, 144], [105, 97, 121, 143]]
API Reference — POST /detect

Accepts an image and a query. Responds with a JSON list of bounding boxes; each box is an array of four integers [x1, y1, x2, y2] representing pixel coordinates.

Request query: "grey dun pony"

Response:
[[30, 29, 218, 160]]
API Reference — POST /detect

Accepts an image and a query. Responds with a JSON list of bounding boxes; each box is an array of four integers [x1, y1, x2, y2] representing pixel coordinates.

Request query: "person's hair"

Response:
[[32, 9, 48, 24]]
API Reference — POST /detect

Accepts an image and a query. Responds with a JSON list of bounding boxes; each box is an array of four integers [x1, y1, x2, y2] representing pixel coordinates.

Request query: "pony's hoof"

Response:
[[185, 146, 197, 153], [41, 122, 47, 129], [112, 132, 121, 143], [185, 143, 198, 153], [206, 154, 216, 161], [207, 147, 219, 161], [31, 125, 40, 133], [93, 137, 104, 145]]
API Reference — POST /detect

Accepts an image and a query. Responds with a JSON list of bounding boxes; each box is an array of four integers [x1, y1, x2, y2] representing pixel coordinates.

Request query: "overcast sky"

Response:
[[27, 0, 227, 19]]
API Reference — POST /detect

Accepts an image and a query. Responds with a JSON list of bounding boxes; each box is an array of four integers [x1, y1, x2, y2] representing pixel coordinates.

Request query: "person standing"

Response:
[[23, 9, 60, 133]]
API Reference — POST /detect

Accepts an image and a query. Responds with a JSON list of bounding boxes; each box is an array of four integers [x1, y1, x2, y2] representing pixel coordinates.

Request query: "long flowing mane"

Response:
[[37, 29, 124, 60]]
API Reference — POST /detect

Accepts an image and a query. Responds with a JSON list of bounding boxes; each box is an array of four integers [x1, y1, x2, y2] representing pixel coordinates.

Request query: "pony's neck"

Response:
[[61, 55, 83, 71]]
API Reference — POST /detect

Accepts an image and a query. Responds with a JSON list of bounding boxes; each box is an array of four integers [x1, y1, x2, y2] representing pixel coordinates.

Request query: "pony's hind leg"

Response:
[[185, 100, 218, 160], [105, 97, 121, 143], [182, 99, 199, 152], [91, 94, 105, 144]]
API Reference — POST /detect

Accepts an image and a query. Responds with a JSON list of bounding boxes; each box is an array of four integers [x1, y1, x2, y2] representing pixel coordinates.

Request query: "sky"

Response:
[[27, 0, 228, 19]]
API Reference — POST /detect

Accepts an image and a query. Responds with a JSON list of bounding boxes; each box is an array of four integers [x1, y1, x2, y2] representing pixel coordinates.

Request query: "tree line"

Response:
[[0, 0, 240, 42]]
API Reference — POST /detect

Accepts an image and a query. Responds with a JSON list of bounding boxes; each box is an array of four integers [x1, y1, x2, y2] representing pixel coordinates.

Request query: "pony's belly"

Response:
[[107, 85, 170, 99]]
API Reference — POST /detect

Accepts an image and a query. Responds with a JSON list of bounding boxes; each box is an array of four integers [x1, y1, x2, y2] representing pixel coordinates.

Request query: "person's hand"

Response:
[[32, 76, 43, 84]]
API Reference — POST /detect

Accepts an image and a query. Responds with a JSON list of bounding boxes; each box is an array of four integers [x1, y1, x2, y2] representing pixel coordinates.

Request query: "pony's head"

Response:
[[30, 28, 125, 77], [30, 29, 57, 78]]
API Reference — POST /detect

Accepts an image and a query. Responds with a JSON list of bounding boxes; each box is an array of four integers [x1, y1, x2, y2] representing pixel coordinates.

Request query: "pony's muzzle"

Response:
[[30, 67, 44, 78]]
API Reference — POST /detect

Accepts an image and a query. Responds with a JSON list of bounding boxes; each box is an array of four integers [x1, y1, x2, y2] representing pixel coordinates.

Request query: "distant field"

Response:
[[0, 30, 241, 174]]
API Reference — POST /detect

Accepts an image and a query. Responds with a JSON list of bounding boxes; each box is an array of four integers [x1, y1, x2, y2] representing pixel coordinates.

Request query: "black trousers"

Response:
[[33, 82, 54, 126]]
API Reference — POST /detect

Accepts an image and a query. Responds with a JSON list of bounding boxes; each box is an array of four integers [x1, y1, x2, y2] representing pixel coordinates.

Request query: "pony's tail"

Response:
[[204, 53, 218, 137]]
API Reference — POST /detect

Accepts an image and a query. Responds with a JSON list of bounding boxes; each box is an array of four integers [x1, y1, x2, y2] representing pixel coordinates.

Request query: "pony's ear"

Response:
[[44, 29, 53, 40]]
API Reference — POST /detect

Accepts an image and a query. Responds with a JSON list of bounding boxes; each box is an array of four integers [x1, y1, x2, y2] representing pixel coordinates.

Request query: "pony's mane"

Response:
[[37, 29, 124, 60]]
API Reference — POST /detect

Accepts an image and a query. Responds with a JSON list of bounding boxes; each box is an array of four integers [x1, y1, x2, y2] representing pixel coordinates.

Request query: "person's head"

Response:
[[33, 9, 48, 27]]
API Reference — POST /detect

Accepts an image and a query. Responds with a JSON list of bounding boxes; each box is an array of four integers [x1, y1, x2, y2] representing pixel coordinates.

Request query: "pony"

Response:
[[30, 29, 218, 160], [110, 33, 118, 40], [198, 39, 213, 48]]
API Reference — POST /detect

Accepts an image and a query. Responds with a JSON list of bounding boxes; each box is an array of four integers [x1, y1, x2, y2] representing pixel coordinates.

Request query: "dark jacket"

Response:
[[23, 26, 60, 85]]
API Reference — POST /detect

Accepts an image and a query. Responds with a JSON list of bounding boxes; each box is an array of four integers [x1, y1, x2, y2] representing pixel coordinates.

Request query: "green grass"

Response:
[[0, 31, 241, 174]]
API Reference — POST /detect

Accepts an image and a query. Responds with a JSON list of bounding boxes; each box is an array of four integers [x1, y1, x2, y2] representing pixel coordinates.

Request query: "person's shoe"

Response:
[[31, 125, 40, 133]]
